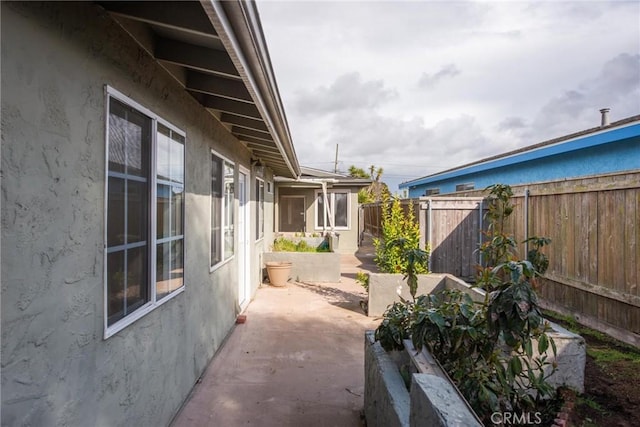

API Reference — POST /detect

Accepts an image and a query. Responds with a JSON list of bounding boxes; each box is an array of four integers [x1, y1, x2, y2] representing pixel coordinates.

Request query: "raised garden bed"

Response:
[[364, 330, 482, 427], [367, 272, 586, 393]]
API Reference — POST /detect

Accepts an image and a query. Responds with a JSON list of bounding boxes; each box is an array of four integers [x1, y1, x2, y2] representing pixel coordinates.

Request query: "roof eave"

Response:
[[201, 0, 300, 179]]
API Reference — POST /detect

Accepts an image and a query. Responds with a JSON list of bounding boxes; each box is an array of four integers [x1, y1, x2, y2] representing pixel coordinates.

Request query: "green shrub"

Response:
[[355, 271, 369, 292], [272, 237, 330, 253], [376, 184, 558, 424], [374, 196, 428, 275]]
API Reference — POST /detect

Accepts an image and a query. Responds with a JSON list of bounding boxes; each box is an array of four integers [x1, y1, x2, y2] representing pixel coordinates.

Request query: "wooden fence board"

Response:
[[625, 189, 638, 296], [612, 190, 627, 293], [636, 190, 640, 297], [360, 171, 640, 344]]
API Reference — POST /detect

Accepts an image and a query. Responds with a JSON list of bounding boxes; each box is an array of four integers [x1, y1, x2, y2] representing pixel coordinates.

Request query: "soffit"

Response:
[[97, 0, 298, 178]]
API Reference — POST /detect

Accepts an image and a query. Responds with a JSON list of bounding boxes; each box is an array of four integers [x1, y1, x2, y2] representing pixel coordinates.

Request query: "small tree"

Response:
[[373, 195, 428, 275], [348, 164, 390, 203], [376, 184, 558, 424]]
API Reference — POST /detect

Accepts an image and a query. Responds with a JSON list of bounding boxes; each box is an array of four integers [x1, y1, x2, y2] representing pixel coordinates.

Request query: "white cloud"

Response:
[[258, 1, 640, 192], [528, 53, 640, 140], [418, 64, 461, 89], [294, 72, 397, 116]]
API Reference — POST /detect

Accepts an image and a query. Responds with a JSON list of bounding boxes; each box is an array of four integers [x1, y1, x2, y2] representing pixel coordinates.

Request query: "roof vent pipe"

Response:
[[600, 108, 610, 127]]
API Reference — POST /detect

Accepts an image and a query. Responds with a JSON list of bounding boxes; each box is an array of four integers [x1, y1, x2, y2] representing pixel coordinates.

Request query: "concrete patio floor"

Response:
[[171, 244, 380, 427]]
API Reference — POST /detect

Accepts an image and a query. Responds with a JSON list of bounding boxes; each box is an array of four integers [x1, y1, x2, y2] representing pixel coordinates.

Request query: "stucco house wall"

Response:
[[1, 2, 270, 425], [275, 186, 362, 254]]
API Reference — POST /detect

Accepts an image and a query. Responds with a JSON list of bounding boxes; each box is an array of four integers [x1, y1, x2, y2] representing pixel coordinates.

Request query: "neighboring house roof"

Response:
[[400, 114, 640, 189], [99, 0, 300, 178], [276, 166, 372, 188]]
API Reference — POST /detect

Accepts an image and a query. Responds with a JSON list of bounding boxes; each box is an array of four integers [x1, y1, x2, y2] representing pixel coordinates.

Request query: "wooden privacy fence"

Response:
[[361, 171, 640, 347], [360, 198, 420, 238], [420, 197, 485, 281]]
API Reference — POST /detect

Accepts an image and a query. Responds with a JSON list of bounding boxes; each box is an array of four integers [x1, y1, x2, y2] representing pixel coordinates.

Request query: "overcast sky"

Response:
[[257, 0, 640, 193]]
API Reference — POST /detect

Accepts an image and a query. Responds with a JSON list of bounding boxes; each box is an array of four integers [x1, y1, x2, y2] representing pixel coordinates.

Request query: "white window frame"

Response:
[[210, 149, 236, 271], [314, 189, 350, 231], [103, 86, 185, 339], [255, 177, 265, 241]]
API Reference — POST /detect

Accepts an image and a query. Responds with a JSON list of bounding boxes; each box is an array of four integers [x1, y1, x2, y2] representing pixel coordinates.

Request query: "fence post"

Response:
[[478, 199, 483, 267], [524, 187, 530, 255], [418, 198, 426, 251], [427, 199, 432, 272]]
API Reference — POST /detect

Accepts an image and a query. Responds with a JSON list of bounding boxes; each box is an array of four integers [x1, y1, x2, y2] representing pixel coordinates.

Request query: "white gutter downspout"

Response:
[[321, 181, 335, 232]]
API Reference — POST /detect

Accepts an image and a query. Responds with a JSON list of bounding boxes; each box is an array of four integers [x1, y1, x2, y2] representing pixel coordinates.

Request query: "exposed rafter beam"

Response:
[[187, 72, 252, 102], [190, 93, 261, 119], [239, 135, 278, 150], [232, 126, 273, 141], [220, 113, 268, 132], [155, 38, 239, 79], [101, 1, 217, 39], [246, 141, 280, 152], [250, 150, 288, 162]]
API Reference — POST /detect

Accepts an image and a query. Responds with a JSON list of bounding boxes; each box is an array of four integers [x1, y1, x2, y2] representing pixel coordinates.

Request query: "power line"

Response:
[[303, 160, 446, 169]]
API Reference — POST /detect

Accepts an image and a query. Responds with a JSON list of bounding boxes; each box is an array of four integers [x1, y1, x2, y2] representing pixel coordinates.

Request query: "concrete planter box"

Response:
[[367, 273, 448, 317], [365, 274, 586, 425], [364, 331, 482, 427], [263, 251, 341, 283]]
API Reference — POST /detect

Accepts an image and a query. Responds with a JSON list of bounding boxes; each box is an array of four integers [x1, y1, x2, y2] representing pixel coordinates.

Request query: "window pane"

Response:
[[126, 246, 148, 314], [317, 194, 326, 228], [212, 191, 221, 263], [127, 180, 148, 244], [211, 154, 222, 266], [156, 242, 170, 300], [260, 182, 264, 237], [224, 161, 234, 258], [171, 239, 184, 293], [107, 251, 125, 325], [170, 136, 185, 185], [107, 177, 125, 246], [256, 180, 264, 239], [335, 193, 348, 227], [171, 187, 184, 237], [155, 239, 186, 301], [108, 112, 126, 174], [157, 184, 170, 240], [157, 126, 170, 181], [109, 98, 150, 177]]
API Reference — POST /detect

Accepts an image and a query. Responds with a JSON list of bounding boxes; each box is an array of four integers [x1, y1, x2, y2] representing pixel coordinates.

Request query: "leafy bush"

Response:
[[478, 184, 551, 291], [272, 237, 330, 253], [355, 271, 369, 292], [376, 184, 558, 423], [374, 196, 428, 275]]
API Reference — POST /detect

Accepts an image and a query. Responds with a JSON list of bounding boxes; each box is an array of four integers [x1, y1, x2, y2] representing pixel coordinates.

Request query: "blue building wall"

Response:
[[403, 123, 640, 197]]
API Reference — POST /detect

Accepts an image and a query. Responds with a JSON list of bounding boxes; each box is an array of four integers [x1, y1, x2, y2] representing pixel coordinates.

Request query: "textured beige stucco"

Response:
[[1, 2, 270, 425]]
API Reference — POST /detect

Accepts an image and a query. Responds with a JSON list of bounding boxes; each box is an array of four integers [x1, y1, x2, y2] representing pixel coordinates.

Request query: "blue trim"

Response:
[[400, 123, 640, 189], [405, 137, 640, 197]]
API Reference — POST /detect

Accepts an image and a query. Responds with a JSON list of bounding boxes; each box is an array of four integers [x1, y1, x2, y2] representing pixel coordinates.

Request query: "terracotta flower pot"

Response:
[[266, 261, 292, 287]]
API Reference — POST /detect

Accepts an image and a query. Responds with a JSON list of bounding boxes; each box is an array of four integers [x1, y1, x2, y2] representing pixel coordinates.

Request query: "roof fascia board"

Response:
[[201, 0, 300, 178], [234, 1, 300, 175], [401, 121, 640, 188]]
